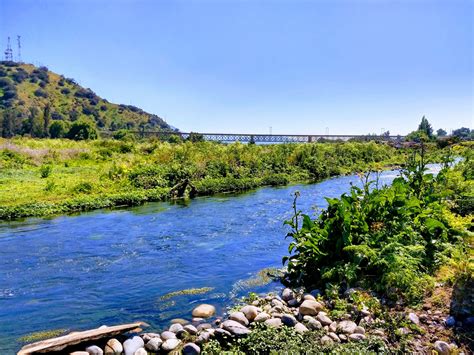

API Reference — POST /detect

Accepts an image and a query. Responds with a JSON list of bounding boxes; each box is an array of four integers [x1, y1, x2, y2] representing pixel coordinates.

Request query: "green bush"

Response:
[[49, 121, 69, 138], [66, 121, 98, 140], [129, 165, 167, 189], [39, 164, 53, 178]]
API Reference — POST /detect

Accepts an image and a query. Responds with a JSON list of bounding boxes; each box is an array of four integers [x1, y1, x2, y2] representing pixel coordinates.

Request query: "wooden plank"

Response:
[[18, 322, 147, 354]]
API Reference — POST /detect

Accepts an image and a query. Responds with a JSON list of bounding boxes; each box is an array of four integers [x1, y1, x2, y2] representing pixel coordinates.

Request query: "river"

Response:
[[0, 166, 441, 353]]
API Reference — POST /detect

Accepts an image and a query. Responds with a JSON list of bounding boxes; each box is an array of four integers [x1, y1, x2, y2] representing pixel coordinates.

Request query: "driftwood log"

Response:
[[18, 322, 147, 354]]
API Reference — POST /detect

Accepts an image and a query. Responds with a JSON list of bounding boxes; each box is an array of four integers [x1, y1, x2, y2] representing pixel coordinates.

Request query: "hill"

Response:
[[0, 61, 174, 138]]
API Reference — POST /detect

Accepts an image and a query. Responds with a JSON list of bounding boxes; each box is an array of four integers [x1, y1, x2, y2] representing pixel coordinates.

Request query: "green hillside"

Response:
[[0, 61, 174, 138]]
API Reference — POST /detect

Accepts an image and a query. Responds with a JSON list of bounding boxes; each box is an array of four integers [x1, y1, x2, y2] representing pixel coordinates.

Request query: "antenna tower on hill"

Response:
[[17, 35, 22, 63], [4, 36, 13, 61]]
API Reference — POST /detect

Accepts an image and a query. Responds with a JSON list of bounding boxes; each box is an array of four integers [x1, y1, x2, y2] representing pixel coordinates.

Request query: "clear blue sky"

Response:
[[1, 0, 472, 134]]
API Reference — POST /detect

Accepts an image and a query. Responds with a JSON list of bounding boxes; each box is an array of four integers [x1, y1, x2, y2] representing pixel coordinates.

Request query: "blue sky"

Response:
[[1, 0, 472, 134]]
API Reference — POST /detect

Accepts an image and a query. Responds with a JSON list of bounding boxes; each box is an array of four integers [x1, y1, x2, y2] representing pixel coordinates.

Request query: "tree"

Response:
[[49, 121, 69, 138], [66, 120, 98, 140], [418, 116, 433, 139], [43, 103, 51, 137], [1, 109, 15, 138], [436, 128, 447, 137], [452, 127, 471, 139]]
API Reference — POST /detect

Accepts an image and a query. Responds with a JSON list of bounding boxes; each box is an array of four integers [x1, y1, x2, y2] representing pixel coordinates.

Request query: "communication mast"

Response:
[[4, 36, 13, 61], [17, 35, 22, 63]]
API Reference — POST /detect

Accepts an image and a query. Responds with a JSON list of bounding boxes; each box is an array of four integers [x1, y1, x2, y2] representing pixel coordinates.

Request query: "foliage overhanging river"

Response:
[[0, 165, 441, 353]]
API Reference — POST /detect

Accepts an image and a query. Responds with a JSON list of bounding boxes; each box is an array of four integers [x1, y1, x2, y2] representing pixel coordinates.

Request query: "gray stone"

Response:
[[328, 332, 340, 342], [169, 323, 184, 333], [182, 342, 201, 355], [161, 331, 177, 340], [230, 311, 249, 326], [337, 320, 357, 334], [145, 338, 163, 352], [306, 317, 322, 330], [329, 321, 337, 333], [303, 294, 316, 301], [408, 312, 420, 325], [294, 322, 309, 334], [162, 338, 181, 352], [444, 316, 455, 327], [184, 324, 198, 335], [354, 326, 365, 334], [171, 318, 189, 325], [104, 338, 123, 354], [192, 304, 216, 318], [195, 331, 212, 345], [192, 317, 204, 323], [123, 336, 145, 355], [214, 328, 232, 337], [316, 313, 333, 326], [282, 288, 295, 301], [282, 314, 298, 327], [299, 300, 323, 315], [141, 332, 161, 342], [222, 319, 251, 336], [320, 335, 333, 345], [254, 312, 271, 323], [361, 308, 371, 317], [85, 346, 103, 355], [338, 334, 348, 342], [264, 318, 282, 328], [240, 305, 259, 321], [196, 323, 212, 331], [133, 349, 147, 355], [433, 340, 450, 355], [70, 352, 89, 355], [271, 299, 284, 308], [287, 299, 300, 307], [349, 333, 366, 341], [372, 329, 385, 336]]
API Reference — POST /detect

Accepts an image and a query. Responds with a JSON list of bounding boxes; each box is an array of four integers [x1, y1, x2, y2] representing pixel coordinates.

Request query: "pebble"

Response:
[[294, 322, 309, 333], [305, 317, 322, 330], [288, 299, 300, 307], [195, 331, 212, 345], [282, 288, 295, 301], [282, 314, 298, 327], [123, 336, 145, 355], [354, 326, 365, 334], [169, 323, 184, 334], [299, 300, 323, 315], [161, 331, 177, 340], [85, 345, 103, 355], [316, 313, 333, 326], [141, 332, 161, 342], [171, 318, 189, 325], [254, 312, 271, 323], [320, 335, 333, 345], [133, 349, 147, 355], [349, 333, 366, 341], [240, 305, 259, 321], [329, 321, 337, 333], [433, 340, 450, 355], [145, 338, 163, 352], [444, 316, 455, 327], [408, 312, 420, 325], [192, 304, 216, 318], [264, 318, 282, 328], [328, 332, 340, 342], [182, 342, 201, 355], [337, 320, 357, 334], [196, 323, 212, 331], [338, 334, 347, 342], [230, 311, 249, 326], [214, 328, 232, 338], [105, 338, 123, 354], [303, 294, 316, 301], [70, 352, 89, 355], [162, 338, 181, 352], [184, 324, 198, 335], [222, 320, 251, 336]]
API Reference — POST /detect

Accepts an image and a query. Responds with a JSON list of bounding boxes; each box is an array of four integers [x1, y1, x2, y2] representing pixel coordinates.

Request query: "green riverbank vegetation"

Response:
[[0, 138, 438, 220]]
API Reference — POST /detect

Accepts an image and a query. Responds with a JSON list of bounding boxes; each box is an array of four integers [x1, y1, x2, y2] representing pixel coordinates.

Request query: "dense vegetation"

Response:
[[0, 138, 418, 220], [283, 144, 473, 305], [0, 61, 172, 138]]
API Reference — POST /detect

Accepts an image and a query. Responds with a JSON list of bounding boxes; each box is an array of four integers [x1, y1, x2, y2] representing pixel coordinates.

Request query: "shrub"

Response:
[[128, 165, 167, 189], [39, 165, 53, 178], [49, 121, 69, 138], [60, 87, 70, 95], [34, 88, 48, 98], [66, 121, 98, 140], [73, 182, 93, 193]]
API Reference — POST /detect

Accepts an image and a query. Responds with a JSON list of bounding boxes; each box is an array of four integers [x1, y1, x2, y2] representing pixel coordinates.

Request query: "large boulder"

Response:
[[184, 324, 198, 335], [433, 341, 450, 355], [264, 318, 282, 328], [192, 304, 216, 318], [299, 300, 323, 315], [222, 320, 251, 336]]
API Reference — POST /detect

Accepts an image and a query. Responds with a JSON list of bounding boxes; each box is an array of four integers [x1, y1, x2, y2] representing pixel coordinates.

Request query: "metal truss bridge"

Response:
[[107, 131, 406, 143]]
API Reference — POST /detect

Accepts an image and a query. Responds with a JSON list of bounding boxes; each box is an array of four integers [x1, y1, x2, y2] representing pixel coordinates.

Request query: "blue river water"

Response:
[[0, 166, 440, 353]]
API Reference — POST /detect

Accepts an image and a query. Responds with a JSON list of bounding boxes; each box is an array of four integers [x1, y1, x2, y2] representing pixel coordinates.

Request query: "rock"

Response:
[[222, 319, 251, 336], [141, 332, 161, 342], [282, 314, 298, 327], [169, 323, 184, 334], [123, 336, 145, 355], [271, 299, 284, 308], [360, 308, 370, 317], [303, 294, 316, 301], [337, 320, 357, 334], [408, 312, 420, 325], [145, 338, 163, 352], [444, 316, 455, 327], [433, 340, 450, 355], [349, 333, 366, 341], [214, 328, 232, 338], [162, 338, 181, 352], [328, 332, 340, 342], [288, 299, 300, 307], [396, 327, 410, 336], [230, 311, 249, 326], [282, 288, 295, 301], [184, 324, 198, 335], [316, 312, 333, 326], [254, 312, 271, 323], [354, 326, 365, 334], [85, 347, 103, 355], [182, 342, 201, 355], [309, 289, 321, 297], [195, 331, 212, 345], [299, 300, 323, 315], [264, 318, 282, 328], [105, 338, 123, 354], [240, 305, 259, 321], [305, 317, 322, 330], [294, 322, 309, 333], [372, 329, 384, 336], [70, 352, 89, 355], [192, 304, 216, 318], [134, 349, 147, 355], [320, 335, 333, 345], [338, 334, 348, 342], [197, 323, 212, 331], [171, 318, 189, 325], [329, 321, 337, 333], [192, 317, 204, 323], [161, 331, 177, 340]]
